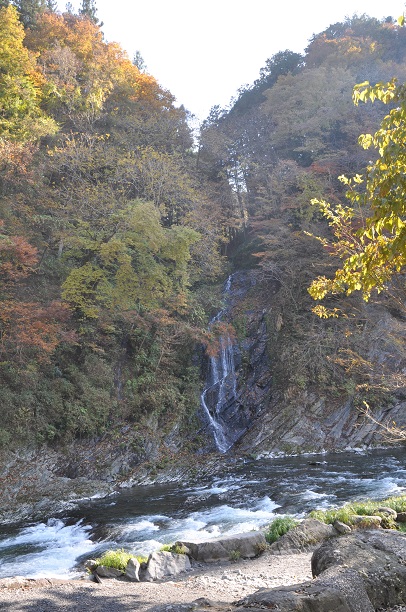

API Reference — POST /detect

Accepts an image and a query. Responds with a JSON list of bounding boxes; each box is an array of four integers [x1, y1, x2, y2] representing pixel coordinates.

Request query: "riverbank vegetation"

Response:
[[0, 1, 406, 462], [309, 494, 406, 528]]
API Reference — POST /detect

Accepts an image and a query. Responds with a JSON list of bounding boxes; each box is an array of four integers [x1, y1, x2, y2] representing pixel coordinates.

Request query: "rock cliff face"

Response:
[[200, 269, 406, 456], [1, 269, 406, 522], [198, 271, 274, 452]]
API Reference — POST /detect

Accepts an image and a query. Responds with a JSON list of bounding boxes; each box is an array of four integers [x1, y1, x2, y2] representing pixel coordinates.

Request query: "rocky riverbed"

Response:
[[0, 548, 312, 611], [2, 520, 406, 611]]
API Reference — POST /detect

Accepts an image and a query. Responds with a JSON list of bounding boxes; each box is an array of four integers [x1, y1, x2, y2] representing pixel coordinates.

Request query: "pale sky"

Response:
[[59, 1, 405, 122]]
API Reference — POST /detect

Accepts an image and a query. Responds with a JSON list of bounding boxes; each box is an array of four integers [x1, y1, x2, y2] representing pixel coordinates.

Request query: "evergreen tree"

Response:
[[79, 0, 99, 23], [133, 50, 147, 72], [45, 0, 57, 10], [13, 0, 46, 28]]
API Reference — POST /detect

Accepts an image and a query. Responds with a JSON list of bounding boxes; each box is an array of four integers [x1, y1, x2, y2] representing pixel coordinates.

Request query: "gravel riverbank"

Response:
[[0, 549, 312, 611]]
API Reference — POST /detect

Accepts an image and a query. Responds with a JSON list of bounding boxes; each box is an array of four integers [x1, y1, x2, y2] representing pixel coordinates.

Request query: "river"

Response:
[[0, 446, 405, 579]]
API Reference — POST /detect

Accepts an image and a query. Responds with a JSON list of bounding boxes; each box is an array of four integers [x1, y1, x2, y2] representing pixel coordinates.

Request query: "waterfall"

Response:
[[200, 275, 242, 453]]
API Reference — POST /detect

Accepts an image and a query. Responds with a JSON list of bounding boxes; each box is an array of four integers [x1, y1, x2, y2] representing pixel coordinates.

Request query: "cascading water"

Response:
[[201, 275, 245, 453]]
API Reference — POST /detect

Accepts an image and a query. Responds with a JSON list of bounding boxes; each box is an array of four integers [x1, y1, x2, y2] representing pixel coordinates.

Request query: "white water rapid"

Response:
[[1, 447, 406, 579]]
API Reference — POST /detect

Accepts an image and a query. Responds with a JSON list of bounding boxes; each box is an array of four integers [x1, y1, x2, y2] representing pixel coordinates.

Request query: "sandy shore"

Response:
[[0, 550, 312, 611]]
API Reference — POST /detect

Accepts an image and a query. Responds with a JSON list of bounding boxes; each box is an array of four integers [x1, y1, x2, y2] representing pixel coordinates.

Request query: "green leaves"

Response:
[[310, 75, 406, 314], [61, 201, 200, 319], [0, 5, 56, 141]]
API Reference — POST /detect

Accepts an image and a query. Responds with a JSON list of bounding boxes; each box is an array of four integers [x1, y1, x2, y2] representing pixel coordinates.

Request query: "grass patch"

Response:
[[265, 516, 299, 543], [94, 548, 147, 571], [94, 549, 132, 571], [159, 543, 188, 554], [308, 495, 406, 528]]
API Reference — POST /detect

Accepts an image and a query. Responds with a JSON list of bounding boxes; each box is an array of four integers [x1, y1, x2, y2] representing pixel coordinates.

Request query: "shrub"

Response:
[[265, 516, 299, 543], [309, 495, 406, 529], [159, 543, 188, 554], [94, 548, 132, 571], [229, 549, 241, 561]]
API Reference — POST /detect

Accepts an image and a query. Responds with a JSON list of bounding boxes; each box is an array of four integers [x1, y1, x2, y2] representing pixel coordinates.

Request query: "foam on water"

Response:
[[108, 496, 280, 557], [187, 496, 280, 532], [1, 447, 406, 579], [0, 519, 94, 579], [373, 477, 406, 497], [301, 489, 336, 501], [122, 519, 160, 533]]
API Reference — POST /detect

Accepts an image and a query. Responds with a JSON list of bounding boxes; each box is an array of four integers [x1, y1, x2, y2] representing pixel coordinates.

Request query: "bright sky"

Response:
[[59, 1, 405, 122]]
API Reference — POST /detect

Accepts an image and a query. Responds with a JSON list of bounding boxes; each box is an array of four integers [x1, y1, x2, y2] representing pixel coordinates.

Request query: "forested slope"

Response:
[[0, 2, 234, 458], [199, 14, 406, 453], [0, 4, 405, 482]]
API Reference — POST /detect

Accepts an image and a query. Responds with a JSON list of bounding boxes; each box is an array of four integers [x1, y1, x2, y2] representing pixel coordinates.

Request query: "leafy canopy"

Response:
[[0, 5, 56, 141], [309, 76, 406, 315]]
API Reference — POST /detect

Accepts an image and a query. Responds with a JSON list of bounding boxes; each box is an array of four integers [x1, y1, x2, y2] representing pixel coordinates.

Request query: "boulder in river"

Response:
[[178, 531, 266, 563]]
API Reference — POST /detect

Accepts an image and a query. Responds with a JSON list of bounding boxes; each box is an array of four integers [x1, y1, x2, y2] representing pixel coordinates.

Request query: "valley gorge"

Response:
[[2, 10, 406, 605]]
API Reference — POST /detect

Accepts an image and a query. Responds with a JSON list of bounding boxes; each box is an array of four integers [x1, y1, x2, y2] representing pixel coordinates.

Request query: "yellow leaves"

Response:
[[308, 276, 332, 301], [353, 80, 398, 107], [311, 305, 340, 318], [61, 200, 201, 319], [61, 263, 111, 319], [99, 239, 129, 267], [0, 6, 57, 142], [310, 73, 406, 317]]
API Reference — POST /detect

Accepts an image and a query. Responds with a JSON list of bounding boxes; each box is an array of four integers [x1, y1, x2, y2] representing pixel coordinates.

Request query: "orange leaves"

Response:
[[26, 11, 174, 124], [25, 11, 104, 60], [0, 300, 75, 363], [202, 322, 237, 358], [0, 233, 38, 281], [0, 140, 36, 184], [0, 227, 76, 363]]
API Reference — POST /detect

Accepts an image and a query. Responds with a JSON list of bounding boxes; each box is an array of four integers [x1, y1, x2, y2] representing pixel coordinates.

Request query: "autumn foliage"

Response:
[[1, 5, 405, 448]]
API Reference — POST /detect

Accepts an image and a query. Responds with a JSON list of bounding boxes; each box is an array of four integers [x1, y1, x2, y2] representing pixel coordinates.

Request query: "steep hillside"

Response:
[[1, 8, 406, 517]]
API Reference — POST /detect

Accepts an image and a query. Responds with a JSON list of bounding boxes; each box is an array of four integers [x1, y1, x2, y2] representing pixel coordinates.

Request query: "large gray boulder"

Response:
[[235, 530, 406, 612], [125, 557, 140, 581], [311, 530, 406, 609], [143, 551, 191, 582], [268, 518, 338, 554], [178, 531, 266, 563], [237, 568, 373, 612]]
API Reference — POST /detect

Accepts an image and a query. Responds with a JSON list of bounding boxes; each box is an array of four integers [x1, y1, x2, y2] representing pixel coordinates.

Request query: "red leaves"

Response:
[[0, 233, 38, 281], [202, 322, 237, 358], [0, 227, 75, 362], [0, 300, 76, 363]]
